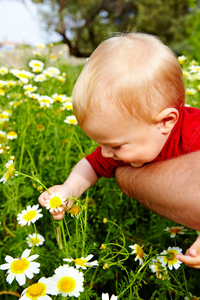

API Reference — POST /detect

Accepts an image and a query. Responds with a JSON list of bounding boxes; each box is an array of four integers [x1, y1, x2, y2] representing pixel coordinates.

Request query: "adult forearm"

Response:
[[115, 151, 200, 230]]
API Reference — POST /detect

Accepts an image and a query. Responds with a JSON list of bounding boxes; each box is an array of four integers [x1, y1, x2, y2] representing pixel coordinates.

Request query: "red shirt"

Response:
[[85, 106, 200, 178]]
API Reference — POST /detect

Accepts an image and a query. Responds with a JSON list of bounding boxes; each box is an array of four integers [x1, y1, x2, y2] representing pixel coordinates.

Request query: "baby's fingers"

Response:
[[51, 204, 66, 220], [52, 211, 66, 220], [38, 191, 50, 206], [38, 186, 56, 206]]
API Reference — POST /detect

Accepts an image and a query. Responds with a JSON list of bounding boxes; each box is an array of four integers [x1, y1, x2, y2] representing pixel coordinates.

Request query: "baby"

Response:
[[39, 32, 200, 268]]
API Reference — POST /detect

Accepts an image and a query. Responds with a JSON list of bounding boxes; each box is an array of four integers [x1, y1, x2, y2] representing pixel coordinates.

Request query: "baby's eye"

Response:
[[112, 146, 121, 150]]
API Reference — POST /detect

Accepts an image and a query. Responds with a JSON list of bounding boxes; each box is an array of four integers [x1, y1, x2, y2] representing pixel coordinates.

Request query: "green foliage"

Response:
[[185, 2, 200, 60], [29, 0, 194, 57], [0, 46, 200, 299]]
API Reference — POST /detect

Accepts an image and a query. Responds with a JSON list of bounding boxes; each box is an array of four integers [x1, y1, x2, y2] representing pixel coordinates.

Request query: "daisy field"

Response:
[[0, 45, 200, 300]]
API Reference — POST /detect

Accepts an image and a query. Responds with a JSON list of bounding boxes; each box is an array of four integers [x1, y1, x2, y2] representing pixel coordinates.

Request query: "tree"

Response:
[[30, 0, 192, 57]]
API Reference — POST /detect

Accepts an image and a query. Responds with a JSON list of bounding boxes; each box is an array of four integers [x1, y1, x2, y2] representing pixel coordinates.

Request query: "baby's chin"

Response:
[[130, 162, 144, 168]]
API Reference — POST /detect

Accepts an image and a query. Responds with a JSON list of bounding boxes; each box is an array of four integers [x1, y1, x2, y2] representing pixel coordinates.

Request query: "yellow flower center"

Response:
[[10, 258, 29, 274], [37, 124, 45, 131], [34, 68, 41, 73], [70, 206, 81, 216], [0, 114, 8, 119], [7, 131, 17, 137], [49, 196, 62, 209], [18, 73, 27, 78], [5, 164, 15, 180], [0, 134, 6, 144], [166, 250, 176, 261], [74, 258, 87, 267], [27, 282, 46, 297], [23, 210, 37, 222], [65, 104, 72, 109], [53, 96, 62, 102], [170, 228, 181, 234], [40, 99, 50, 103], [68, 119, 77, 124], [30, 237, 40, 245], [33, 63, 41, 67], [135, 245, 144, 259], [58, 276, 76, 293]]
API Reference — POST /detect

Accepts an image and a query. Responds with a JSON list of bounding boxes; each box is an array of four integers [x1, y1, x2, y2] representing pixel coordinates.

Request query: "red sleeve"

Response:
[[85, 146, 129, 178]]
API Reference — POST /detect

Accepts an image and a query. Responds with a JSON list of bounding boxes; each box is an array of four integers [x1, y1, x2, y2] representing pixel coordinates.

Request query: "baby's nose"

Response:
[[101, 146, 114, 158]]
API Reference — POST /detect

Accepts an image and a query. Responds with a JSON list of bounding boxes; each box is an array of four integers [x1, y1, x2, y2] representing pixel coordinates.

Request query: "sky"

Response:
[[0, 0, 61, 46]]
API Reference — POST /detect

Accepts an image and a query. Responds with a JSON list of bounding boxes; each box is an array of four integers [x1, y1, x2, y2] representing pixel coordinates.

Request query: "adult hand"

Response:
[[176, 236, 200, 268]]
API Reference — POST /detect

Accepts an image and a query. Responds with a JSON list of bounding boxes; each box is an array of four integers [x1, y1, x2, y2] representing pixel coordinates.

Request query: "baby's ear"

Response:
[[155, 108, 179, 134]]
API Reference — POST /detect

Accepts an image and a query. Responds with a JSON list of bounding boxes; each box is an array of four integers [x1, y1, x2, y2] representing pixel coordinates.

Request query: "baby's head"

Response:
[[72, 32, 185, 127]]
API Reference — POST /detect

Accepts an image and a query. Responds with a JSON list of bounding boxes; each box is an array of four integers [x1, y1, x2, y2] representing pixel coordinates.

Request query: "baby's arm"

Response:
[[38, 158, 99, 220], [176, 236, 200, 268]]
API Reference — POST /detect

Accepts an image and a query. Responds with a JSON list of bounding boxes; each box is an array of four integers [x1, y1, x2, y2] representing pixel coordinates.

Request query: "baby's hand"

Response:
[[176, 236, 200, 268], [38, 185, 73, 220]]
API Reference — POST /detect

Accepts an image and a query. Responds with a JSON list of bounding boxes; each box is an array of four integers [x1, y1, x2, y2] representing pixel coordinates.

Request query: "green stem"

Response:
[[76, 218, 79, 257], [56, 225, 63, 250], [118, 256, 156, 299], [16, 171, 50, 194], [32, 223, 38, 251], [63, 218, 71, 241], [60, 219, 68, 256]]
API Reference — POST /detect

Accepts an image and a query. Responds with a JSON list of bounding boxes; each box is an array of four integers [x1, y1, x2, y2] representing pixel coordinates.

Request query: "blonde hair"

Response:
[[72, 32, 185, 126]]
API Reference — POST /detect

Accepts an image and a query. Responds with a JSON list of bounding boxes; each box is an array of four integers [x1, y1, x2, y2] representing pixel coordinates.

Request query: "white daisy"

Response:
[[6, 80, 17, 87], [149, 258, 169, 280], [34, 74, 47, 82], [36, 43, 45, 49], [0, 66, 8, 75], [46, 67, 61, 77], [0, 88, 5, 96], [20, 277, 52, 300], [56, 75, 66, 82], [45, 193, 66, 213], [26, 233, 45, 247], [29, 60, 44, 70], [64, 115, 78, 125], [0, 249, 40, 286], [129, 244, 146, 265], [0, 130, 7, 144], [186, 88, 197, 95], [159, 246, 182, 270], [23, 84, 38, 93], [12, 70, 34, 84], [0, 160, 17, 184], [37, 95, 53, 108], [46, 265, 84, 297], [62, 96, 72, 102], [189, 65, 200, 73], [7, 131, 18, 140], [69, 204, 82, 218], [63, 254, 98, 270], [52, 93, 66, 103], [27, 93, 40, 100], [102, 293, 118, 300], [42, 70, 51, 78], [17, 204, 43, 226], [177, 55, 187, 65], [164, 226, 187, 238], [0, 110, 10, 122], [62, 101, 73, 110]]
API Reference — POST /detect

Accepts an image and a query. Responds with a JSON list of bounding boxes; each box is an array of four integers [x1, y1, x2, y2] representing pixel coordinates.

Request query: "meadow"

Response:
[[0, 47, 200, 300]]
